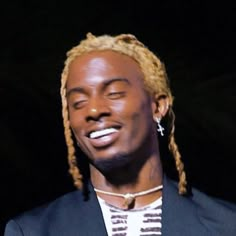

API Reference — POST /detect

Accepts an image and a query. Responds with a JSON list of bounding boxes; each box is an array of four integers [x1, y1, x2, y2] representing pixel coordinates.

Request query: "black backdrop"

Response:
[[1, 1, 236, 234]]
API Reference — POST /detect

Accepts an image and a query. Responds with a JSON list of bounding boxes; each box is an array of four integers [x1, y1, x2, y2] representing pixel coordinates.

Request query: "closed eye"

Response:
[[107, 91, 126, 99], [72, 100, 87, 109]]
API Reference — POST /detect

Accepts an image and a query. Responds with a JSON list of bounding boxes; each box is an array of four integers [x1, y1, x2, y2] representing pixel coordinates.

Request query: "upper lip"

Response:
[[85, 123, 122, 138]]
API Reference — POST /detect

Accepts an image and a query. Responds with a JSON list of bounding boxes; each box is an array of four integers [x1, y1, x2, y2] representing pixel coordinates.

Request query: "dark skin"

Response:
[[66, 50, 169, 209]]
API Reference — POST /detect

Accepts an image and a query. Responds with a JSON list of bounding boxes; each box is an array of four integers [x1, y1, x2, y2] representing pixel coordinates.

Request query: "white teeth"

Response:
[[89, 128, 118, 139]]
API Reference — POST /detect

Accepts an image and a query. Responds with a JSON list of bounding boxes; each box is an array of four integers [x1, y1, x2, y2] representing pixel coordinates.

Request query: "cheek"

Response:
[[109, 100, 126, 113], [112, 98, 153, 128], [131, 104, 153, 130], [68, 110, 84, 136], [134, 99, 154, 130]]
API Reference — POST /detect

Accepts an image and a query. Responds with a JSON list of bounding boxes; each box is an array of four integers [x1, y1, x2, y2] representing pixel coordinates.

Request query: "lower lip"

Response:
[[88, 131, 120, 148]]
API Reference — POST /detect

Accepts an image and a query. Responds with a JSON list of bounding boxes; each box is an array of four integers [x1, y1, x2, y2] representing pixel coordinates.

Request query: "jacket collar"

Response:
[[161, 176, 207, 235]]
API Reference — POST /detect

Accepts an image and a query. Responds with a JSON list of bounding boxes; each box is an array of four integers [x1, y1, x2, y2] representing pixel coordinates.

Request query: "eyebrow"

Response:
[[66, 77, 131, 97], [66, 87, 86, 97], [103, 77, 131, 86]]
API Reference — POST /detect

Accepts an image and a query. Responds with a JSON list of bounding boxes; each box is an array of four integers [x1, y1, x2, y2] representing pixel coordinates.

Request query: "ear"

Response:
[[151, 95, 169, 120]]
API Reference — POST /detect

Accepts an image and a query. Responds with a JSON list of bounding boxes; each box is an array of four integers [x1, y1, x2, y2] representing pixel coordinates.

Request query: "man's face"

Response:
[[66, 50, 157, 170]]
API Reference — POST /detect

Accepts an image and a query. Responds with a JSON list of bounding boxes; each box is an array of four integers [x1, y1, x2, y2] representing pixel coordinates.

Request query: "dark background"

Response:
[[1, 1, 236, 234]]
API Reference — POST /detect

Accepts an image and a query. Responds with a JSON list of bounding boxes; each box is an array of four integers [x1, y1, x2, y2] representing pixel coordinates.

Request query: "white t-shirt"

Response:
[[97, 196, 162, 236]]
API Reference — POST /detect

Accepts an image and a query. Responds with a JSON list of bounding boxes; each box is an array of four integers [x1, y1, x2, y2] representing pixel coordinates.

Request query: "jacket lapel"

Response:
[[74, 186, 108, 236], [161, 176, 208, 236]]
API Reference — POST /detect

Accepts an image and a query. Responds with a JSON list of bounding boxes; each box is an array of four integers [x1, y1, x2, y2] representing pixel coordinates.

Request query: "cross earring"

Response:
[[156, 117, 164, 136]]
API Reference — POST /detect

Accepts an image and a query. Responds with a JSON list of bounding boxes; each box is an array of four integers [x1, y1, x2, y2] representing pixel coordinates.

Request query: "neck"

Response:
[[90, 151, 163, 209]]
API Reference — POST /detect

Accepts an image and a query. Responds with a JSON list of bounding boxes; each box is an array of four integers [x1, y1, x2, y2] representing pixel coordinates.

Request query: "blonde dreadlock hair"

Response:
[[60, 33, 187, 194]]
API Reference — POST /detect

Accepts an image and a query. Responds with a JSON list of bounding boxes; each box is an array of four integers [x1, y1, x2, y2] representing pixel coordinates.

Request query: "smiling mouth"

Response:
[[89, 127, 119, 139]]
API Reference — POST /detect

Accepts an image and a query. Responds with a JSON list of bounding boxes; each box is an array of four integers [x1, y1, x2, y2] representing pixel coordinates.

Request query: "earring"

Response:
[[156, 117, 164, 136]]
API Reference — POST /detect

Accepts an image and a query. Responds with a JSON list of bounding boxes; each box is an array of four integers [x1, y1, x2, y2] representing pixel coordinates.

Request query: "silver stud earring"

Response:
[[156, 117, 164, 136]]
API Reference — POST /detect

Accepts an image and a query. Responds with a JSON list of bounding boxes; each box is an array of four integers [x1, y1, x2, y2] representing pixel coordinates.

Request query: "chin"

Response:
[[91, 151, 132, 174]]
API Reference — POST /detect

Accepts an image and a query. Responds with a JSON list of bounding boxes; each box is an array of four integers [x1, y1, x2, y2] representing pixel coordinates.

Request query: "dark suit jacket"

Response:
[[4, 176, 236, 236]]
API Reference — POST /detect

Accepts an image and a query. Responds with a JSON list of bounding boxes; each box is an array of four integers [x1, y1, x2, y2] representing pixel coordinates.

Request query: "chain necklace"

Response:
[[94, 185, 163, 208]]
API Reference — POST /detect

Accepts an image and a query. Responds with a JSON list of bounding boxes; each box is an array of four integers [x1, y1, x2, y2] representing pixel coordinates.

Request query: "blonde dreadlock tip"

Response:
[[86, 32, 95, 39]]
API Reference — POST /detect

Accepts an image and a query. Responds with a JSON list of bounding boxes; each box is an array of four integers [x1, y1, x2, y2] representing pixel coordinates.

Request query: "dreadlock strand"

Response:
[[61, 71, 83, 189], [168, 109, 187, 194]]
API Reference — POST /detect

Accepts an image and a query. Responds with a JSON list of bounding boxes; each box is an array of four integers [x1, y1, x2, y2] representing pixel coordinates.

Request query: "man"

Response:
[[5, 33, 236, 235]]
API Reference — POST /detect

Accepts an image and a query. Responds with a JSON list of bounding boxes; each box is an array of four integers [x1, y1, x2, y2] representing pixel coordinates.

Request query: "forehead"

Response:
[[67, 50, 144, 88]]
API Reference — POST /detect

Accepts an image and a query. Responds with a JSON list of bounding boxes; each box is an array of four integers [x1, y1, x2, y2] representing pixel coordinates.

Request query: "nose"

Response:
[[86, 97, 110, 121]]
